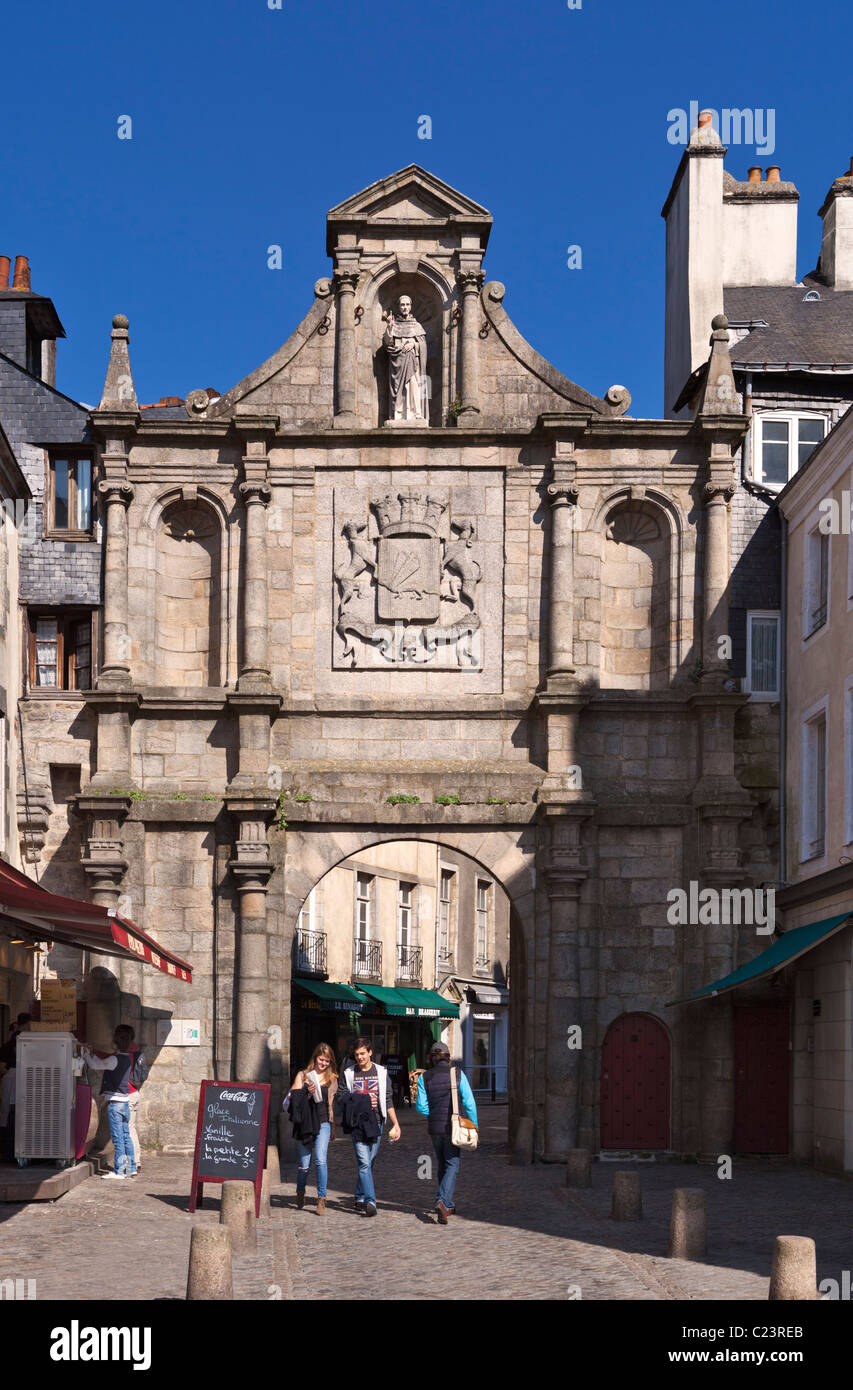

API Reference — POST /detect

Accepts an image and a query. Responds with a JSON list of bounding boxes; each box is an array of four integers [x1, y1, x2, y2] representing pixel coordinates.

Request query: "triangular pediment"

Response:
[[328, 165, 491, 224]]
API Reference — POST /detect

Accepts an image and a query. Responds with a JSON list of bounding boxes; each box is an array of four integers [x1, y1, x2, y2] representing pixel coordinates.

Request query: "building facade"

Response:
[[776, 407, 853, 1172]]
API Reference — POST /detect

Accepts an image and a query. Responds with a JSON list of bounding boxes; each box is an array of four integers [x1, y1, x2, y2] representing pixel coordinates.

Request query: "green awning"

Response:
[[293, 980, 367, 1012], [669, 911, 853, 1005], [355, 985, 459, 1019]]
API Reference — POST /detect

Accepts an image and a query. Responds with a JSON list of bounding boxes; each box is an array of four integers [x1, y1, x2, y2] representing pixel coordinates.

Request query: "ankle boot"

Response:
[[297, 1190, 305, 1209], [317, 1197, 327, 1214]]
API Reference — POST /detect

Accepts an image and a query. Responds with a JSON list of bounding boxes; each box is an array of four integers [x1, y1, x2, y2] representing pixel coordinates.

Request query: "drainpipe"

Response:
[[779, 510, 788, 888], [434, 843, 441, 990]]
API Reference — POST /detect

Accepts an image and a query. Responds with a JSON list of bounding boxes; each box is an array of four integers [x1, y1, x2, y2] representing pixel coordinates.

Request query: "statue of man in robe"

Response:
[[383, 295, 427, 421]]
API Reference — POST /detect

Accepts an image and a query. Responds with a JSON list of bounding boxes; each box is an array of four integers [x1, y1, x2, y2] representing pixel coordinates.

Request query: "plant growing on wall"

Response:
[[435, 793, 460, 805], [386, 792, 420, 805]]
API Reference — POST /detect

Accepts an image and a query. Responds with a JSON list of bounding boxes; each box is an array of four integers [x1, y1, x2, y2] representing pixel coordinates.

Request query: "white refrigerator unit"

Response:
[[15, 1031, 75, 1164]]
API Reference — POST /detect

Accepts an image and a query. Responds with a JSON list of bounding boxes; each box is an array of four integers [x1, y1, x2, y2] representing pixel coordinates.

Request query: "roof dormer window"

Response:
[[803, 289, 822, 302]]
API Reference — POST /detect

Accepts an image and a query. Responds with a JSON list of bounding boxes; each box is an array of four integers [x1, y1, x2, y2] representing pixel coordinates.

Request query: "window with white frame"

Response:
[[438, 867, 455, 965], [297, 888, 315, 936], [397, 881, 416, 948], [745, 611, 780, 698], [355, 873, 373, 942], [801, 709, 828, 861], [475, 879, 492, 970], [804, 527, 830, 638], [754, 413, 826, 489]]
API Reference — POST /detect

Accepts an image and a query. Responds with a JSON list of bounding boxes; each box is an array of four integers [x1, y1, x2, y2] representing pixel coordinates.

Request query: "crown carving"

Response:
[[370, 491, 447, 537]]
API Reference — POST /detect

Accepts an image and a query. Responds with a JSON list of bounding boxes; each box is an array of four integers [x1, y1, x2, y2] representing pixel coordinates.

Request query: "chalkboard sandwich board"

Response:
[[189, 1080, 271, 1216]]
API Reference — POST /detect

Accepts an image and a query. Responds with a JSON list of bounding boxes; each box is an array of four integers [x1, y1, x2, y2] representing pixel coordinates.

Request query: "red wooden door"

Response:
[[734, 1004, 790, 1153], [601, 1013, 671, 1149]]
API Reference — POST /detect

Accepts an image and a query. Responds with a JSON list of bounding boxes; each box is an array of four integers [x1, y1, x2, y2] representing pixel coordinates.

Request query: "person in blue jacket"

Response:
[[416, 1040, 478, 1223]]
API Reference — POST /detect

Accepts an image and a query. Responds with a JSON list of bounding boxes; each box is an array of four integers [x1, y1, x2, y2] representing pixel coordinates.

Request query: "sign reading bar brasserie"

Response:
[[189, 1080, 270, 1217]]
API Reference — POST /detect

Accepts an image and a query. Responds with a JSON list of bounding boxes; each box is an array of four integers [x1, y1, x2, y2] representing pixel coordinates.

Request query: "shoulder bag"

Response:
[[450, 1065, 479, 1151]]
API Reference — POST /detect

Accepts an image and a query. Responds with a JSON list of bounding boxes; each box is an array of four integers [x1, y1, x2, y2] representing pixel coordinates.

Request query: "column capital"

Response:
[[703, 480, 735, 506], [334, 270, 360, 295], [97, 478, 134, 508], [239, 478, 271, 506], [547, 480, 579, 508], [456, 269, 485, 295]]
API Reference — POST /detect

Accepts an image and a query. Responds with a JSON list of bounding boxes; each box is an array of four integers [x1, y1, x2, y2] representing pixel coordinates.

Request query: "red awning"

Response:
[[0, 858, 192, 982]]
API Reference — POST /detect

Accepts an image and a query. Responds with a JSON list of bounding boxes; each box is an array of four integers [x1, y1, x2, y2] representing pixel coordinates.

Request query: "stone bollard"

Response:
[[511, 1117, 534, 1166], [187, 1226, 233, 1301], [259, 1169, 271, 1219], [769, 1236, 818, 1301], [266, 1141, 282, 1189], [611, 1170, 642, 1221], [667, 1188, 707, 1259], [220, 1180, 258, 1253], [565, 1148, 592, 1189]]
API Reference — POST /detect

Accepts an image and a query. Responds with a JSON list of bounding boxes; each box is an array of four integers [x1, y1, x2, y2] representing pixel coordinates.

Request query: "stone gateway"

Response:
[[19, 165, 775, 1162]]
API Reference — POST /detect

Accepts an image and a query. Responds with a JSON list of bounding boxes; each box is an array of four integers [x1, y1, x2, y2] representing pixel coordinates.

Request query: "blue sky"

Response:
[[3, 0, 851, 416]]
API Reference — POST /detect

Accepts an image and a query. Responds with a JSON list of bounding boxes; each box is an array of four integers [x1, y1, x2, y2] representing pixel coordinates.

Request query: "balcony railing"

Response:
[[396, 943, 422, 984], [353, 938, 382, 981], [294, 929, 327, 976]]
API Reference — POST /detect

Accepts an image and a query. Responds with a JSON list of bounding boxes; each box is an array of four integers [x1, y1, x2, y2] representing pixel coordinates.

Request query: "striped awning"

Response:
[[0, 858, 193, 982]]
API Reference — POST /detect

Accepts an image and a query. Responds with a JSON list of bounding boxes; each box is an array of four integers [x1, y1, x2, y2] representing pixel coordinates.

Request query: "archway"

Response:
[[278, 826, 536, 1137], [600, 1012, 671, 1149]]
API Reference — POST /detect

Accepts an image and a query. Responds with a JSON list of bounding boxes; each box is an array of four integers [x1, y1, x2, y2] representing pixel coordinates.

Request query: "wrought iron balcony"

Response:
[[353, 938, 382, 981], [294, 929, 327, 977], [396, 943, 423, 984]]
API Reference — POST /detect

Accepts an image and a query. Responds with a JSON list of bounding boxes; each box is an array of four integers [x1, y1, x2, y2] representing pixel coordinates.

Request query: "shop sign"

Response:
[[473, 1012, 496, 1020]]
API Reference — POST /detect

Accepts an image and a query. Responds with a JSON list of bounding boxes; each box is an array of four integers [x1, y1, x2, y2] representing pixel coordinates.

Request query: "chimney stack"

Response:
[[12, 256, 31, 290], [818, 159, 853, 290], [0, 256, 10, 289], [747, 167, 762, 184]]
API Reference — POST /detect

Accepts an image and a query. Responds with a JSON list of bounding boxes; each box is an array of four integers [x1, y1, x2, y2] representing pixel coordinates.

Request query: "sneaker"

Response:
[[127, 1170, 138, 1178], [101, 1171, 126, 1181], [364, 1201, 377, 1217]]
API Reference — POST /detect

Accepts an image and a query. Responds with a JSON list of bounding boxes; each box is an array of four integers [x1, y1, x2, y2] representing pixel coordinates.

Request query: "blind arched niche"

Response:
[[155, 501, 222, 687]]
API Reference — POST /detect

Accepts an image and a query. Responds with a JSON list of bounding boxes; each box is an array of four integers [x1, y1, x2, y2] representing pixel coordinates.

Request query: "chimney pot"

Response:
[[698, 110, 713, 128], [0, 256, 10, 289], [12, 255, 31, 290], [847, 156, 853, 178], [747, 166, 762, 184], [765, 166, 781, 184]]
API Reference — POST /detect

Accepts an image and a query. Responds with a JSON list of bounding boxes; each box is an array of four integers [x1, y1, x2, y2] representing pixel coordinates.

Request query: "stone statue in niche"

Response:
[[382, 295, 427, 422]]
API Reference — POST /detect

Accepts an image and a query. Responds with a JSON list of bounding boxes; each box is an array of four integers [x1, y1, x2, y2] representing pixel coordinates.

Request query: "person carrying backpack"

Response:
[[83, 1024, 147, 1179]]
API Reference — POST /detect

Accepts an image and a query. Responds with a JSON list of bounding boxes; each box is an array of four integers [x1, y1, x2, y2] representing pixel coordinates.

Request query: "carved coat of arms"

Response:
[[334, 492, 483, 668]]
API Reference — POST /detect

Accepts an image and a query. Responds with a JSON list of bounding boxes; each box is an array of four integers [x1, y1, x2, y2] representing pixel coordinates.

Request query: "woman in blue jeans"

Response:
[[290, 1043, 338, 1213]]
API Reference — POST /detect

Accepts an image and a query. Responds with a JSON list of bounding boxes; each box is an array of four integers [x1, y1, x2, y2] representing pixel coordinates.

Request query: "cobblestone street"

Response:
[[2, 1107, 853, 1301]]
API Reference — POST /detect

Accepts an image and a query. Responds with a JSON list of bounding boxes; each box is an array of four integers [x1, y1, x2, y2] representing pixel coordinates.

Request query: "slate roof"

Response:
[[724, 280, 853, 369]]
